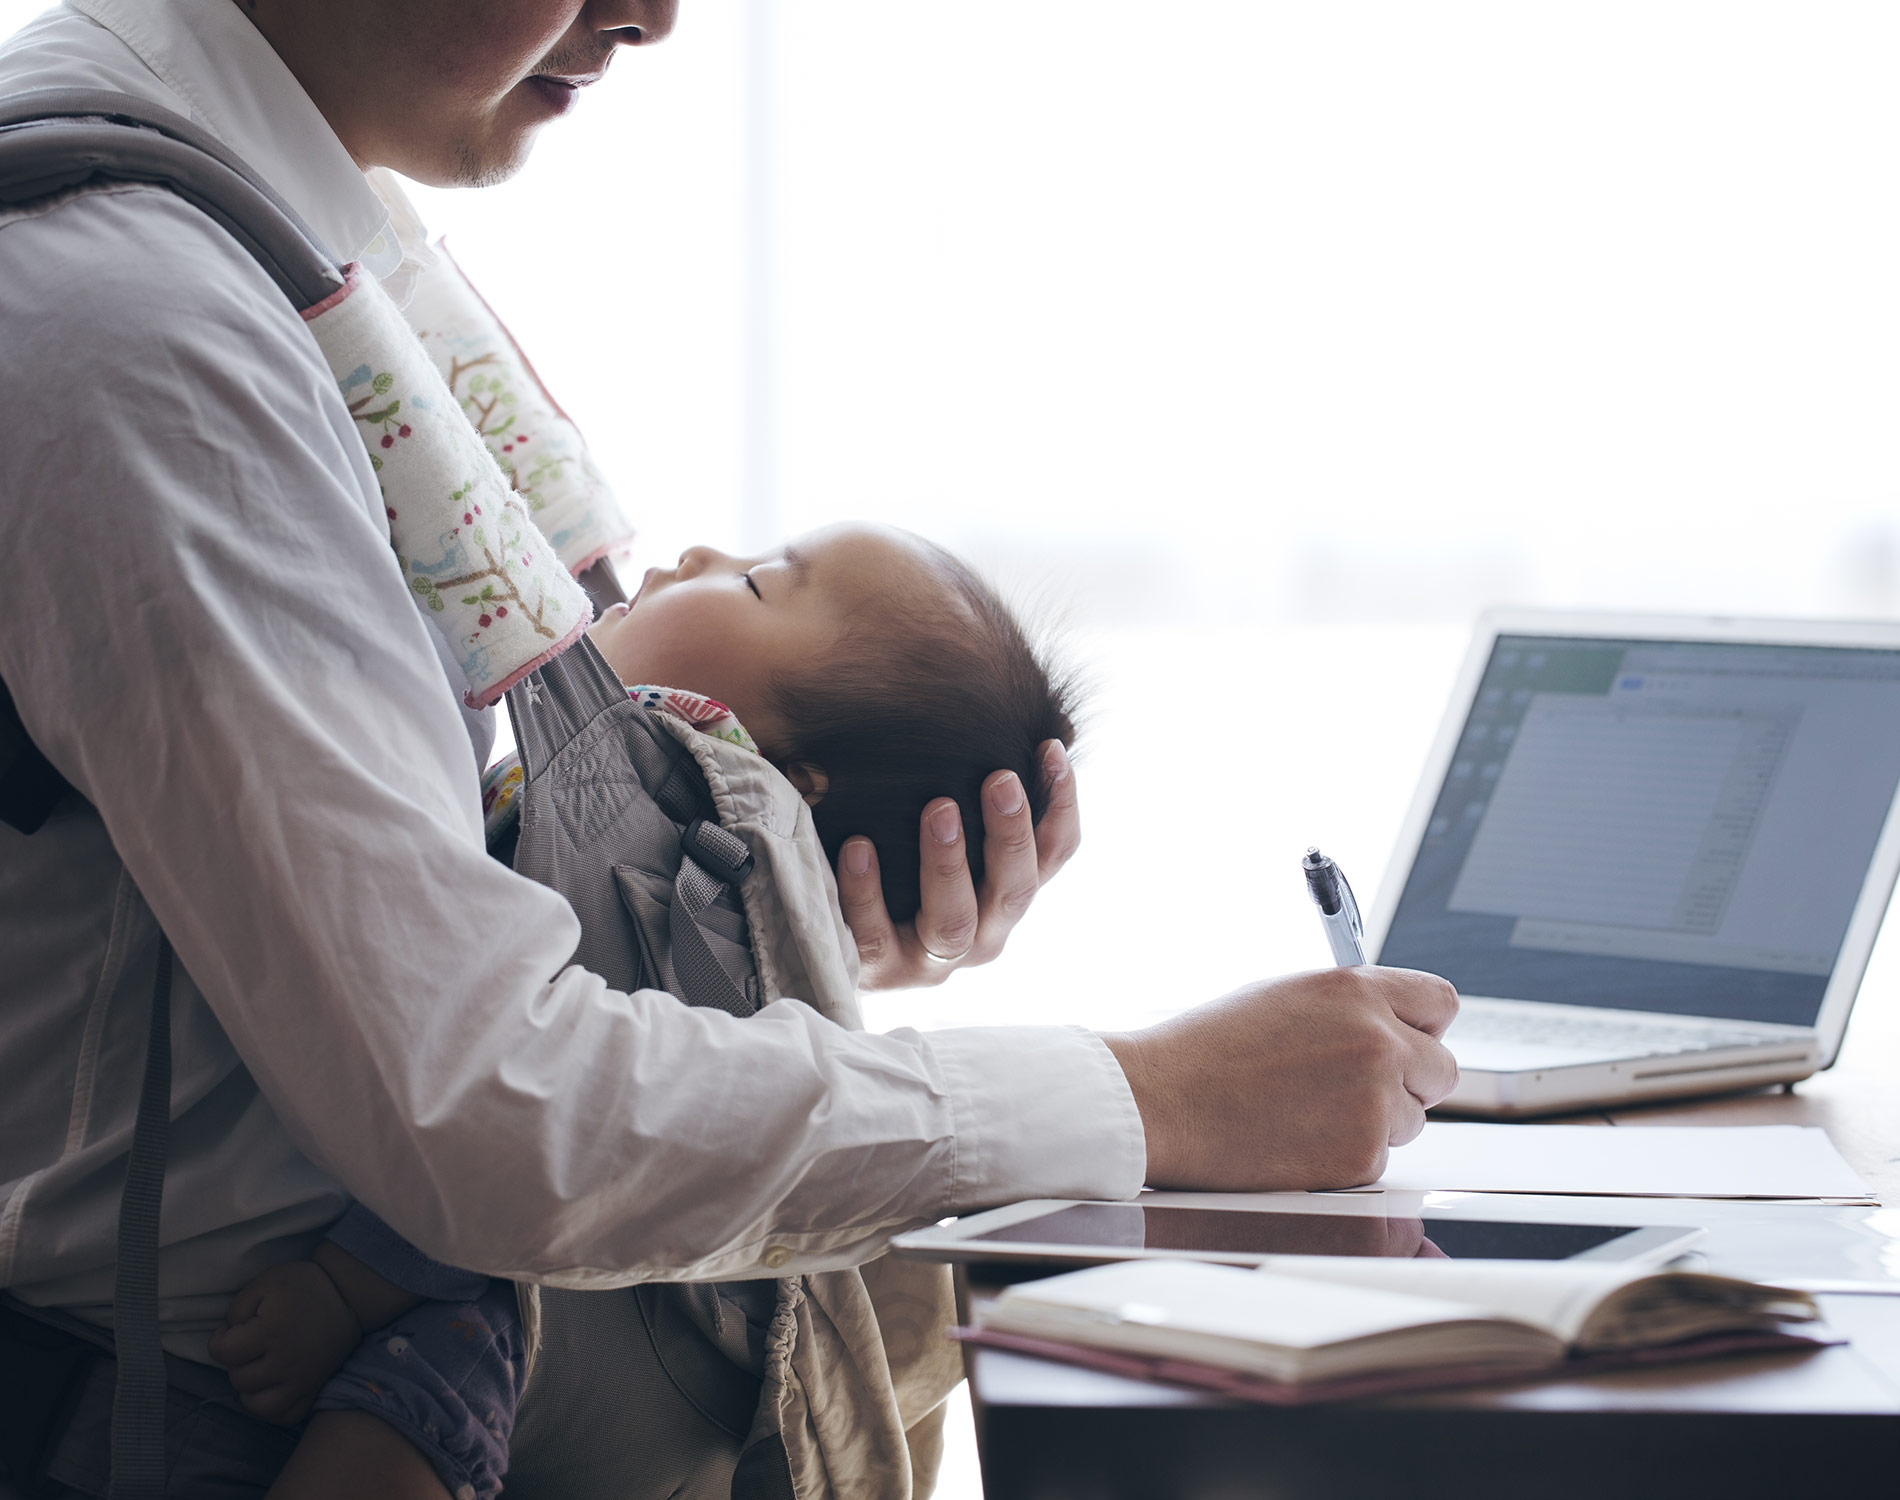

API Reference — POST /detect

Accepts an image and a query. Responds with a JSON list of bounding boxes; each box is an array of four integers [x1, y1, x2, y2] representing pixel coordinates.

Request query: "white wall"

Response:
[[424, 1, 1900, 631], [763, 3, 1900, 628], [11, 0, 1896, 628]]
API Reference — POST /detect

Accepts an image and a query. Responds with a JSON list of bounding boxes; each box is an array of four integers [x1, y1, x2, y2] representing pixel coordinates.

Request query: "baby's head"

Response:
[[588, 523, 1077, 922]]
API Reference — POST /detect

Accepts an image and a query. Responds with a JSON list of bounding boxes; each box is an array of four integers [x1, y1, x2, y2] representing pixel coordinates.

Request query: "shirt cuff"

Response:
[[923, 1025, 1147, 1211]]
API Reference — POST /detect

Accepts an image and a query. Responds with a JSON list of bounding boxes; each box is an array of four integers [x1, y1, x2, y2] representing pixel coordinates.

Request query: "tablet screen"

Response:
[[967, 1204, 1635, 1260]]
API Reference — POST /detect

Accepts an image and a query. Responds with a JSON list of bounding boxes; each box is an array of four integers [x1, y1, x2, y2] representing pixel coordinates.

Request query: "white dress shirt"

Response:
[[0, 0, 1144, 1362]]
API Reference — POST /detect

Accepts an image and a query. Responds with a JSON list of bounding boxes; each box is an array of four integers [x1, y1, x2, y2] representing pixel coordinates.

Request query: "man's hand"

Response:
[[207, 1260, 362, 1425], [840, 739, 1080, 990], [1102, 967, 1459, 1192]]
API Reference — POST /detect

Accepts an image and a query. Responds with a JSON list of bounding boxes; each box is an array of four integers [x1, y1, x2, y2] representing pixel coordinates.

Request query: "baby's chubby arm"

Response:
[[207, 1241, 422, 1424]]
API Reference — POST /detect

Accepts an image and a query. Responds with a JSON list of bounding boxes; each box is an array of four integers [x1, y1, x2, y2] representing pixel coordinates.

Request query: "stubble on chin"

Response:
[[448, 131, 537, 189]]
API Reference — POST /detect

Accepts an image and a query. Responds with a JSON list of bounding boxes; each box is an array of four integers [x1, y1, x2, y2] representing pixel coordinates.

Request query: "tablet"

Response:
[[893, 1198, 1702, 1268]]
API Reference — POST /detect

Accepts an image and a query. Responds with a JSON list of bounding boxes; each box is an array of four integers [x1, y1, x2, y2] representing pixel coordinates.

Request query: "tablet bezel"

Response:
[[893, 1196, 1703, 1269]]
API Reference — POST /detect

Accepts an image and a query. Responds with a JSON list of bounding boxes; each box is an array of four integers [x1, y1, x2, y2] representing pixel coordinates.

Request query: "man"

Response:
[[0, 0, 1458, 1489]]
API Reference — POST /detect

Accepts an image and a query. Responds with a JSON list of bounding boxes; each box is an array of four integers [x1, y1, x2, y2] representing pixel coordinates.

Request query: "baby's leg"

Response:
[[291, 1279, 527, 1500], [268, 1411, 449, 1500]]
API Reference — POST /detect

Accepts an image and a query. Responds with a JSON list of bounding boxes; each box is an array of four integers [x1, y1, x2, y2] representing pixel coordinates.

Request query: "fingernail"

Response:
[[843, 839, 872, 876], [929, 803, 962, 845], [1043, 742, 1070, 783], [989, 772, 1024, 816]]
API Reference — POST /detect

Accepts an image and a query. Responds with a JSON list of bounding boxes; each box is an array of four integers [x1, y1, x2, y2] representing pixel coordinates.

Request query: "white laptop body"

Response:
[[1366, 610, 1900, 1117]]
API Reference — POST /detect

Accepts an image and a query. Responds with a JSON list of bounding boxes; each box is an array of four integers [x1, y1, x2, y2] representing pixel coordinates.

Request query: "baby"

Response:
[[206, 522, 1078, 1499]]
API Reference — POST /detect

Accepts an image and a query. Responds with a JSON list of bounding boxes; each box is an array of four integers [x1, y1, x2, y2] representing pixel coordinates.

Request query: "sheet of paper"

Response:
[[1371, 1123, 1872, 1201]]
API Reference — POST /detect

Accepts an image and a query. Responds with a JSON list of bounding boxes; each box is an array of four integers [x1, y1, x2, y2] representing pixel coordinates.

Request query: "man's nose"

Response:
[[590, 0, 678, 47]]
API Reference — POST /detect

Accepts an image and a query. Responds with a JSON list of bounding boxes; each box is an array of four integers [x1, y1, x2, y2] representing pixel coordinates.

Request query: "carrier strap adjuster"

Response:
[[682, 818, 753, 882]]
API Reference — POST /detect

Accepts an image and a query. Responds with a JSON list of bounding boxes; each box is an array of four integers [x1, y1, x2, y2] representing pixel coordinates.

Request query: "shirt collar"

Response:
[[66, 0, 403, 268]]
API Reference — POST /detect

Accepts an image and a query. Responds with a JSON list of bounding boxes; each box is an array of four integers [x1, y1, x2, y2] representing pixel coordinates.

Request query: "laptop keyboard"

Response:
[[1452, 1008, 1772, 1058]]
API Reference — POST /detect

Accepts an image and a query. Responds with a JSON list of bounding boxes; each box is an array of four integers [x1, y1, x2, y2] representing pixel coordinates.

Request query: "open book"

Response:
[[958, 1256, 1830, 1405]]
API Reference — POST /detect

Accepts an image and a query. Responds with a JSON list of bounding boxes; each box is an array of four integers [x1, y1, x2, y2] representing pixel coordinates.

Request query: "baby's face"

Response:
[[588, 523, 943, 752]]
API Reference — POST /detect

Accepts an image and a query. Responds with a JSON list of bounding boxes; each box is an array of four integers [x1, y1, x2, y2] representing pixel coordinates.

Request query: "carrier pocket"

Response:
[[614, 865, 758, 1011]]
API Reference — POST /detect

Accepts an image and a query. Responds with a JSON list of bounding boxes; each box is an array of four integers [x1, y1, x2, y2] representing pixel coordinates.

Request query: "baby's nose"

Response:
[[676, 545, 732, 578]]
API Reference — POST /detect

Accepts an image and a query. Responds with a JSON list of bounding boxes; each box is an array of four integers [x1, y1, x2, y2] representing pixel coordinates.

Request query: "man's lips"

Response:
[[524, 71, 604, 115], [537, 69, 607, 89]]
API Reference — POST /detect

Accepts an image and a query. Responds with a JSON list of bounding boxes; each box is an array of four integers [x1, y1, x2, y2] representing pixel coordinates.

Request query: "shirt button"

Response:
[[762, 1245, 791, 1270]]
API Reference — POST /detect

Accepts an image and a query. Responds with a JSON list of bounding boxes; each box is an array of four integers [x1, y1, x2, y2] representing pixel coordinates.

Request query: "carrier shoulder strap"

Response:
[[0, 87, 342, 303], [0, 89, 626, 835], [0, 89, 344, 835]]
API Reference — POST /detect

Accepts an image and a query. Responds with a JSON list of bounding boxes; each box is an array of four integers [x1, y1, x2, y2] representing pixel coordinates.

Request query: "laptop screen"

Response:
[[1378, 634, 1900, 1025]]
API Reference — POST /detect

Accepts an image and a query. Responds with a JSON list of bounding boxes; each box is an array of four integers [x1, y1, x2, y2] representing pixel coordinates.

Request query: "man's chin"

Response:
[[453, 142, 539, 190], [445, 129, 543, 189], [385, 123, 543, 191]]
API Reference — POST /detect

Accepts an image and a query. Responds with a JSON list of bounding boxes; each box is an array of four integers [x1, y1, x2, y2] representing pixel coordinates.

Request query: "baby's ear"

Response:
[[783, 761, 829, 807]]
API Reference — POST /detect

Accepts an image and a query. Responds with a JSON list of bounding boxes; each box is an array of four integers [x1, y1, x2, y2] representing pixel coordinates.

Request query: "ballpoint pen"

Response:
[[1302, 847, 1367, 966]]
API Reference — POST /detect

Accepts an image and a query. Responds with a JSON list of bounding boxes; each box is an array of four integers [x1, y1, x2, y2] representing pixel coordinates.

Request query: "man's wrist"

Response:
[[1100, 1028, 1171, 1187]]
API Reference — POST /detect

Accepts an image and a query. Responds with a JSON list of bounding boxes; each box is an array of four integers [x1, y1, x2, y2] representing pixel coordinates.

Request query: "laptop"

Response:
[[1367, 610, 1900, 1116]]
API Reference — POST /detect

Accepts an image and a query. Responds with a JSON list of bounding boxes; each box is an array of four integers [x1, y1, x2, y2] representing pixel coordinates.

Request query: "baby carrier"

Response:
[[500, 638, 961, 1500], [0, 90, 957, 1500]]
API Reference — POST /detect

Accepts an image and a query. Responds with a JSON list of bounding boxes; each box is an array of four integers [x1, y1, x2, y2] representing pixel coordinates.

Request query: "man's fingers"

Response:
[[1380, 968, 1460, 1038], [975, 770, 1040, 941], [841, 752, 1082, 988], [1400, 1027, 1460, 1113], [1387, 1090, 1429, 1148], [1032, 741, 1080, 880], [913, 799, 978, 962], [835, 837, 900, 965]]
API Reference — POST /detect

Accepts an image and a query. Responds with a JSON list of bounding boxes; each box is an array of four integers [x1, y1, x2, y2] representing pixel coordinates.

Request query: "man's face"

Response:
[[244, 0, 677, 186]]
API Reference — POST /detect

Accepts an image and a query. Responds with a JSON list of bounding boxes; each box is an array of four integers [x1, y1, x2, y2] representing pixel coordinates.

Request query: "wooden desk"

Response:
[[956, 996, 1900, 1498]]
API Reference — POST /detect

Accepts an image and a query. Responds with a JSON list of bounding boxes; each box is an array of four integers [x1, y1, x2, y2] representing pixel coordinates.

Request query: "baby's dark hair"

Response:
[[766, 544, 1079, 925]]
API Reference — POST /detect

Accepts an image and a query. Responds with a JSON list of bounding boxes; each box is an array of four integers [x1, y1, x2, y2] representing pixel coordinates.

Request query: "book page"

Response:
[[1251, 1257, 1819, 1348], [1251, 1256, 1649, 1344], [1572, 1273, 1819, 1349], [984, 1259, 1563, 1381]]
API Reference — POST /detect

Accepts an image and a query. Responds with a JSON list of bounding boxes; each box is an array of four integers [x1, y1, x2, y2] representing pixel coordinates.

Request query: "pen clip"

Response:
[[1337, 872, 1363, 941]]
